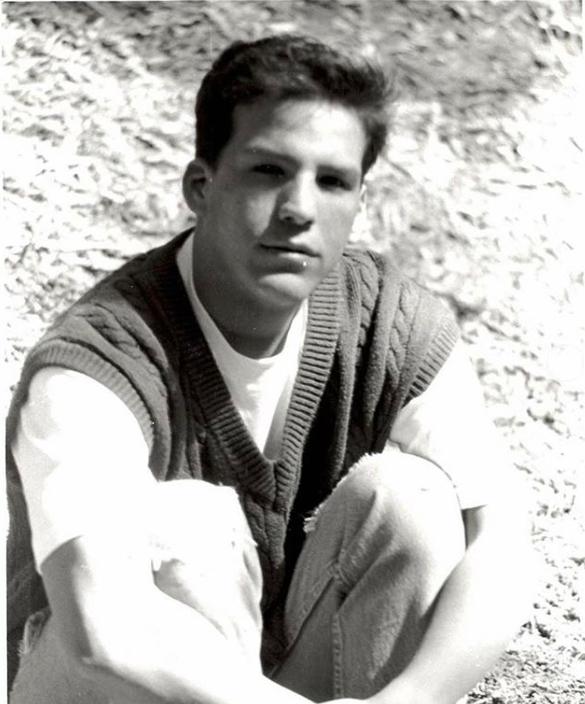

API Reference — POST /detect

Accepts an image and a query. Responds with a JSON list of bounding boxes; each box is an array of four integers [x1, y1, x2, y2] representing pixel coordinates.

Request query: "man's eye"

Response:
[[252, 164, 285, 177], [319, 174, 349, 190]]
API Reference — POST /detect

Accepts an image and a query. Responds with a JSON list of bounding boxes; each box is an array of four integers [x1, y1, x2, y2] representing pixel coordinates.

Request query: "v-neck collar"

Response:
[[148, 232, 342, 511]]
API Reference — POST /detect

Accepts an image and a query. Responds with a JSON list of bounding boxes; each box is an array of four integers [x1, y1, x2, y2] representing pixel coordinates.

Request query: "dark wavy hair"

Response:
[[195, 34, 395, 174]]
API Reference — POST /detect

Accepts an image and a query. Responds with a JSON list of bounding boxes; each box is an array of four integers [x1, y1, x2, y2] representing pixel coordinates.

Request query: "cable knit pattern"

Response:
[[5, 229, 459, 680]]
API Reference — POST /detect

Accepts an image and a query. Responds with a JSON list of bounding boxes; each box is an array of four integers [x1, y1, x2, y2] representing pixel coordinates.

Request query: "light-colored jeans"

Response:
[[10, 451, 467, 703]]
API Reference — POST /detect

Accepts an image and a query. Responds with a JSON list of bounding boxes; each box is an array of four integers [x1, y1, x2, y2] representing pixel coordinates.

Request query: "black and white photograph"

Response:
[[4, 2, 583, 703]]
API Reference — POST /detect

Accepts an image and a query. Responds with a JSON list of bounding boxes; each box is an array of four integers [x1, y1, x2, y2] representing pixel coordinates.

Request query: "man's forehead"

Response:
[[233, 97, 362, 130], [228, 98, 367, 171]]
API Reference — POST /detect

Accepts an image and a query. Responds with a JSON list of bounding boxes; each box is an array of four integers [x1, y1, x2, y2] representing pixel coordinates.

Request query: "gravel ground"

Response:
[[3, 1, 584, 702]]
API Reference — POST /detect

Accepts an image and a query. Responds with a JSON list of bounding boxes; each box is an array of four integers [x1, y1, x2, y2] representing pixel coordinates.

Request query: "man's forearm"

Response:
[[72, 586, 312, 704], [42, 535, 312, 704]]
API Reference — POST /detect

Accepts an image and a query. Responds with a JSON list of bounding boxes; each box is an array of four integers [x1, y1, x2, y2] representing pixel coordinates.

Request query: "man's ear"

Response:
[[182, 158, 214, 214]]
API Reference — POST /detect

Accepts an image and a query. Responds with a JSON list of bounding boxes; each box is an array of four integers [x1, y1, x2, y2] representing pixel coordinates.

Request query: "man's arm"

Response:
[[13, 368, 312, 704], [365, 493, 535, 704], [361, 341, 537, 704], [41, 528, 312, 704]]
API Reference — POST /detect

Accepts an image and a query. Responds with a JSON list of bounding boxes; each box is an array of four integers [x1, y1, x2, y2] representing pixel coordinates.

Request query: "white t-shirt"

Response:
[[12, 236, 515, 570]]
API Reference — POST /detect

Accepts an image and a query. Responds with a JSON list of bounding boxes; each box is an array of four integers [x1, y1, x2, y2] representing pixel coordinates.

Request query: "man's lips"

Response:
[[259, 242, 317, 257]]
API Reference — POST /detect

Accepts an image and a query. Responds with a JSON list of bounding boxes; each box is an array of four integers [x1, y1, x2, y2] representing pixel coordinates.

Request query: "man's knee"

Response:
[[149, 480, 263, 662], [150, 480, 258, 571], [282, 449, 468, 697], [150, 479, 262, 595], [311, 448, 466, 570]]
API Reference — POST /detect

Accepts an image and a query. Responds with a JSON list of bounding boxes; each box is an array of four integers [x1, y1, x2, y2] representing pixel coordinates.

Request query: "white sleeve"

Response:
[[390, 340, 516, 509], [12, 367, 156, 572]]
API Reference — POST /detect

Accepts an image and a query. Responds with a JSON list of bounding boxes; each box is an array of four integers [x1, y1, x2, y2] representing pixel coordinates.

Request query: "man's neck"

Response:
[[220, 324, 292, 359], [193, 279, 299, 359], [184, 230, 304, 359]]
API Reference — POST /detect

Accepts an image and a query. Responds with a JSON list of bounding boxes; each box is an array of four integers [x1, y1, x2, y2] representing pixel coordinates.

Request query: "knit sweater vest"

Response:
[[5, 229, 459, 678]]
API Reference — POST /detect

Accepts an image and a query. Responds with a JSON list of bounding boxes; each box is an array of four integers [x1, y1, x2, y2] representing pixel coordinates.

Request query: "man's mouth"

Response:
[[260, 242, 316, 257]]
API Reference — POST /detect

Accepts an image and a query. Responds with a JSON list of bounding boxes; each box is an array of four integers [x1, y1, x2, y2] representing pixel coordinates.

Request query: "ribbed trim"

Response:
[[406, 310, 460, 404], [142, 236, 342, 512], [276, 266, 341, 510], [17, 340, 156, 449], [145, 238, 276, 501]]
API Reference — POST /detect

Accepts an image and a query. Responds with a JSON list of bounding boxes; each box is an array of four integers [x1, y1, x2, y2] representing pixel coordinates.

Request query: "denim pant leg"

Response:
[[10, 608, 109, 704], [272, 450, 467, 702], [10, 480, 264, 703]]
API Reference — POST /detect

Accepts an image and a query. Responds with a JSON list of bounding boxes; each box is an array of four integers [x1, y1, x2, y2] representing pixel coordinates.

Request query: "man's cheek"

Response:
[[240, 198, 272, 227]]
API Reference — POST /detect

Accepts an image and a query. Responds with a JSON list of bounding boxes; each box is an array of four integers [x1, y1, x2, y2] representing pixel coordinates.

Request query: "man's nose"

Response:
[[278, 177, 316, 227]]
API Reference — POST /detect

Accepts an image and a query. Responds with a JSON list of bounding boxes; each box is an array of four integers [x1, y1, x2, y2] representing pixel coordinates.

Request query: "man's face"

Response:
[[190, 98, 367, 313]]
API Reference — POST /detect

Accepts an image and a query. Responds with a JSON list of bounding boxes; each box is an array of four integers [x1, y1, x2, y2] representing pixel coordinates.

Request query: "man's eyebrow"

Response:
[[241, 145, 298, 164], [241, 146, 289, 160], [241, 146, 361, 181]]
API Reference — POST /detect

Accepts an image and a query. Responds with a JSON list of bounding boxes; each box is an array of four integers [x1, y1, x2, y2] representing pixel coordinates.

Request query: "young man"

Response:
[[6, 35, 533, 704]]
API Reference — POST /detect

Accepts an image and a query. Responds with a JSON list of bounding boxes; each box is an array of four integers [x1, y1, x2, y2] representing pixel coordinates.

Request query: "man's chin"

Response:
[[254, 272, 316, 310]]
